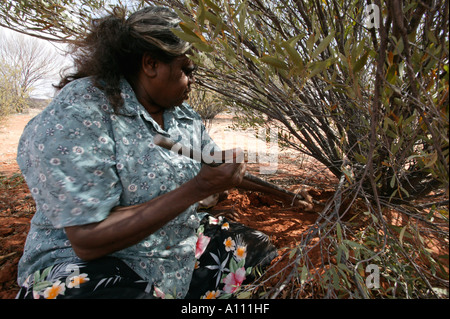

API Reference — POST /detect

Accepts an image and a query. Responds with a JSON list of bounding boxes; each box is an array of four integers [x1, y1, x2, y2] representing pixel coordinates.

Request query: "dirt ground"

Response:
[[0, 109, 338, 299], [1, 110, 41, 299]]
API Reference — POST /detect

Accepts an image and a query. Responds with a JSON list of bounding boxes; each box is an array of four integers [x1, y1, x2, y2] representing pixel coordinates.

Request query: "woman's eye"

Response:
[[183, 65, 197, 76]]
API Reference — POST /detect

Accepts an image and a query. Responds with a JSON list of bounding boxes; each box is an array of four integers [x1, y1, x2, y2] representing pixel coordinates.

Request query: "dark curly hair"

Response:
[[56, 6, 191, 112]]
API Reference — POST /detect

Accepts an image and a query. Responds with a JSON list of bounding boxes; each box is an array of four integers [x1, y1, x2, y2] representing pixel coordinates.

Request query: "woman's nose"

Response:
[[188, 74, 195, 85]]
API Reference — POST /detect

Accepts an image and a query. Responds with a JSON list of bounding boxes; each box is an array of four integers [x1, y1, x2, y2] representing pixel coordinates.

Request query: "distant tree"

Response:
[[188, 88, 228, 131], [0, 30, 64, 102], [0, 60, 28, 119]]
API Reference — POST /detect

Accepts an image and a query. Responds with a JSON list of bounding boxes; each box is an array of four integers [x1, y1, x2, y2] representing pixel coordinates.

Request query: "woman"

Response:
[[15, 6, 277, 299]]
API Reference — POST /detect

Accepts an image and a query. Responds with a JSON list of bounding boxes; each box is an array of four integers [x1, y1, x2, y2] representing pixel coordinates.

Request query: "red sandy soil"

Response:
[[1, 111, 39, 299], [0, 110, 338, 299]]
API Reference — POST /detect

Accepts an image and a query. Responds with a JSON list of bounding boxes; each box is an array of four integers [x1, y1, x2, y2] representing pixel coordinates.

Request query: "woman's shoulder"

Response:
[[49, 77, 114, 115], [57, 77, 96, 97], [20, 78, 114, 139]]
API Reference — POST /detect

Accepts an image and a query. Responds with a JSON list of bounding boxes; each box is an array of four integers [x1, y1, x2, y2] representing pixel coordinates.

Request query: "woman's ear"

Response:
[[141, 52, 158, 78]]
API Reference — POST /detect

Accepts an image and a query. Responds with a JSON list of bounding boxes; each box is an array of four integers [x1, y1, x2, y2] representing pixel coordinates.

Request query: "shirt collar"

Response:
[[118, 78, 194, 137]]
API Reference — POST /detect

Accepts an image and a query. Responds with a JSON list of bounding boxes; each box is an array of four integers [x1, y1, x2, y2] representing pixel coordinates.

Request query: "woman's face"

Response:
[[149, 55, 196, 110]]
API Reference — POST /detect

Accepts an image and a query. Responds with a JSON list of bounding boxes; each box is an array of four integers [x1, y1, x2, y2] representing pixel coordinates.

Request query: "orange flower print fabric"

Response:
[[16, 257, 153, 299], [186, 215, 277, 299], [16, 215, 277, 299]]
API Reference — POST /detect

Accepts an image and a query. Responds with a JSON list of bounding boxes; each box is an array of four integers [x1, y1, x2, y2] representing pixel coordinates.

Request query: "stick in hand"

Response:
[[153, 134, 306, 203]]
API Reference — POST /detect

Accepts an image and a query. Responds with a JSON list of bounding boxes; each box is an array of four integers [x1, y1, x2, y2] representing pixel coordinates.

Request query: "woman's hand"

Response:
[[194, 148, 246, 198]]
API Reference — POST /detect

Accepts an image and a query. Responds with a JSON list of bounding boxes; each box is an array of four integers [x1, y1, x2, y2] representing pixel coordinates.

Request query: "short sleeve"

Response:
[[17, 83, 122, 228]]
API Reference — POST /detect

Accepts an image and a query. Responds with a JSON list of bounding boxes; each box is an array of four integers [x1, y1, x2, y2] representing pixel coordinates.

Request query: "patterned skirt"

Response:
[[16, 214, 278, 299]]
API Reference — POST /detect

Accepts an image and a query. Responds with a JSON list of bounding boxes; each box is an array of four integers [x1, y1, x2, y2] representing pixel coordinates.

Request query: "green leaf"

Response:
[[232, 0, 246, 20], [330, 267, 340, 290], [259, 56, 289, 70], [354, 153, 367, 164], [341, 166, 353, 182], [310, 31, 335, 60], [300, 265, 309, 284], [306, 33, 315, 52], [204, 0, 223, 14], [399, 186, 410, 198], [339, 243, 349, 260], [308, 57, 337, 77], [237, 258, 246, 269], [193, 41, 214, 53], [40, 266, 52, 281], [237, 4, 247, 36], [395, 38, 404, 55], [336, 222, 343, 242], [424, 151, 438, 168], [388, 225, 413, 240], [342, 240, 368, 251], [390, 175, 396, 188], [351, 38, 365, 63], [289, 247, 297, 259], [353, 50, 369, 73], [386, 65, 397, 84], [219, 39, 238, 63], [229, 257, 238, 273], [33, 271, 40, 286], [196, 224, 205, 235], [197, 0, 206, 26], [173, 8, 196, 27], [179, 22, 200, 39], [171, 28, 202, 44], [427, 30, 438, 44], [399, 224, 408, 245], [205, 10, 222, 27], [390, 138, 403, 155], [218, 293, 233, 299], [281, 41, 304, 69], [237, 291, 252, 299], [212, 19, 224, 39], [33, 280, 53, 292]]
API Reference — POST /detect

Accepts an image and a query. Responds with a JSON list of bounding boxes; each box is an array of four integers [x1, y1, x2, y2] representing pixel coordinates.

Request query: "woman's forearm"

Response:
[[65, 177, 207, 261]]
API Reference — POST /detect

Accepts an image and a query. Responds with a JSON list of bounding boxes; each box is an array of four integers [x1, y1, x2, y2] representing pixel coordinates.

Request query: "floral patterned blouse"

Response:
[[16, 77, 219, 298]]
